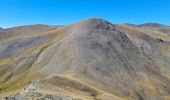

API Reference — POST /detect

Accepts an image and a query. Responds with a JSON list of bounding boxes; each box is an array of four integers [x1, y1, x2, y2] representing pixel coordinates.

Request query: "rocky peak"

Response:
[[74, 18, 115, 30]]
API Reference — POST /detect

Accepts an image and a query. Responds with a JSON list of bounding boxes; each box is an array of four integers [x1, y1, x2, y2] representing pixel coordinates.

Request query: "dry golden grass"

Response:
[[136, 77, 157, 96]]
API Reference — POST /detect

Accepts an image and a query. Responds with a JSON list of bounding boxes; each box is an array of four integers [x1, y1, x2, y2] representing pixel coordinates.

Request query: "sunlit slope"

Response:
[[0, 19, 170, 100]]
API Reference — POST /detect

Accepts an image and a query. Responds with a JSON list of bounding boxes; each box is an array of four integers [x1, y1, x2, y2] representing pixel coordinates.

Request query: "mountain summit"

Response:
[[0, 18, 170, 100], [73, 18, 115, 30]]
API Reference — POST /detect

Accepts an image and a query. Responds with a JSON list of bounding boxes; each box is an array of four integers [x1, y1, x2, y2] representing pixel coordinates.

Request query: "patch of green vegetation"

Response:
[[0, 57, 36, 96]]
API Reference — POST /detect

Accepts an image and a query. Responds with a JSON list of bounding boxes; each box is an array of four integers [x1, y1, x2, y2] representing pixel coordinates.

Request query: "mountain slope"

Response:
[[138, 23, 170, 35], [0, 18, 170, 100]]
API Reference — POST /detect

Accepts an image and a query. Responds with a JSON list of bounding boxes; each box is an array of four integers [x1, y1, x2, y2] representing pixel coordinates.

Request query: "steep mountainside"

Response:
[[0, 18, 170, 100]]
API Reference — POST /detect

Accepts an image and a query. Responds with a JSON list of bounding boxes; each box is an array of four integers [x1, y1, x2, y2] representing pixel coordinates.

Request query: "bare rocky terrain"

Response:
[[0, 18, 170, 100]]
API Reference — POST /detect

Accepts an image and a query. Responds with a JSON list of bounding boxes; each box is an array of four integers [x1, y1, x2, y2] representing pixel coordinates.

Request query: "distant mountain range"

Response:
[[0, 28, 3, 30], [0, 18, 170, 100]]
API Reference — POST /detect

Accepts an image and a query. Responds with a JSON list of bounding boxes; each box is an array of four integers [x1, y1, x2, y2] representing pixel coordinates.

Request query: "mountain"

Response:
[[137, 23, 170, 35], [0, 28, 3, 31], [138, 23, 168, 28], [0, 18, 170, 100]]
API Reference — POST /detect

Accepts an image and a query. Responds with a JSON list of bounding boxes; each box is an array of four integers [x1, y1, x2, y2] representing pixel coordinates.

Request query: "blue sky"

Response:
[[0, 0, 170, 28]]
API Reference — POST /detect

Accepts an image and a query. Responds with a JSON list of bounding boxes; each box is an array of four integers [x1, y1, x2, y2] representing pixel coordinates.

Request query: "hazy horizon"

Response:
[[0, 0, 170, 28], [1, 18, 170, 29]]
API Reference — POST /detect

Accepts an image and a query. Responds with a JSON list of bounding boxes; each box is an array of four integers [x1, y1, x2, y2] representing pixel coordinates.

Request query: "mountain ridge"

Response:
[[2, 18, 170, 29], [0, 18, 170, 100]]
